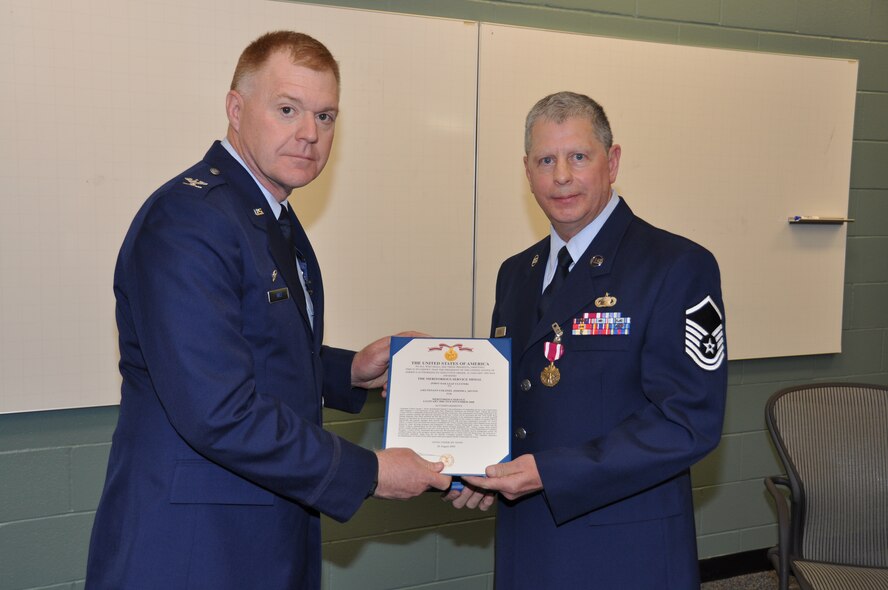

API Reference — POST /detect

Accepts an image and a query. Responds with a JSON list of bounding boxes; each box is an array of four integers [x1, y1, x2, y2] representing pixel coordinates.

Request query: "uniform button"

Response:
[[209, 167, 221, 176], [520, 379, 531, 391], [514, 427, 527, 439]]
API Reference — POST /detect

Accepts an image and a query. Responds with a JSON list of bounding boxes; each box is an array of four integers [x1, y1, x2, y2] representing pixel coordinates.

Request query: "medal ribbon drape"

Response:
[[541, 323, 565, 388], [538, 246, 572, 320], [544, 341, 564, 361]]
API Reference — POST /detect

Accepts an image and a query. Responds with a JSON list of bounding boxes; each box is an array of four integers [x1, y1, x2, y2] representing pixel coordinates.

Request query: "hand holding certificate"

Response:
[[382, 337, 511, 476]]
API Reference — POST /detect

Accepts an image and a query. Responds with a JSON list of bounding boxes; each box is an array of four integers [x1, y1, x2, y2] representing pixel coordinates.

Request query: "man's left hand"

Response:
[[442, 483, 497, 510]]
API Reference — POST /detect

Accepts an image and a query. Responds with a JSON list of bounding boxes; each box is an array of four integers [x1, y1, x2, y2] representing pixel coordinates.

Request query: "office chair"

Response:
[[764, 382, 888, 590]]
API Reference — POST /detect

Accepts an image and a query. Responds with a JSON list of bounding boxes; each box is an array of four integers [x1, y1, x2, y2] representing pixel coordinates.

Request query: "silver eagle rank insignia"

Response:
[[183, 177, 208, 189]]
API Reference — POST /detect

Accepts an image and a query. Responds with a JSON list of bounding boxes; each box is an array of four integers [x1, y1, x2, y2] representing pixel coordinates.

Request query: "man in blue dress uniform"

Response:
[[85, 31, 450, 590], [448, 92, 727, 589]]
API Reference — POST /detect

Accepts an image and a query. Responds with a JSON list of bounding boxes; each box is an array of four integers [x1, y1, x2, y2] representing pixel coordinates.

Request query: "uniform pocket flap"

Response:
[[586, 478, 685, 526], [170, 461, 275, 505], [568, 334, 631, 351]]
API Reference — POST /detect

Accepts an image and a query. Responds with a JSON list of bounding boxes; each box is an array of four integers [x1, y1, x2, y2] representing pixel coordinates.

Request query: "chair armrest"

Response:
[[765, 476, 792, 590]]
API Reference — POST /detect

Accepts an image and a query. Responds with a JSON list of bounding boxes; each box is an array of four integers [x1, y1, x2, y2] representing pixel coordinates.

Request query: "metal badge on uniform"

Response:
[[253, 208, 265, 216], [183, 177, 208, 189], [531, 254, 540, 267], [271, 269, 278, 283], [209, 167, 221, 176], [267, 287, 290, 303], [594, 292, 617, 308], [541, 322, 565, 387], [590, 255, 605, 267], [494, 326, 507, 338]]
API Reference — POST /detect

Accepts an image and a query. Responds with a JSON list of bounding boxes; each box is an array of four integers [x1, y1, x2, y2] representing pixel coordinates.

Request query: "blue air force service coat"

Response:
[[85, 142, 377, 590], [491, 198, 727, 589]]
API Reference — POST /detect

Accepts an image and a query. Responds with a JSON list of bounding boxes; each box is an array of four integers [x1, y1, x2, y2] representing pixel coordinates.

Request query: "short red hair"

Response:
[[230, 31, 340, 91]]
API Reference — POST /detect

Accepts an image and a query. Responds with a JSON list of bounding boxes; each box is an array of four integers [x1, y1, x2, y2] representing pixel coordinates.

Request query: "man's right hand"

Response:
[[373, 448, 451, 499]]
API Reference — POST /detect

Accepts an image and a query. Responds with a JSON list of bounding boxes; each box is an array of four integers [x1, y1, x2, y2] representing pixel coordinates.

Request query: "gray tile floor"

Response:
[[702, 570, 800, 589]]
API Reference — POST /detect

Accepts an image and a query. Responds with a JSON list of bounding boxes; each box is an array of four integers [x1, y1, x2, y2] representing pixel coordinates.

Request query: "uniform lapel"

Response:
[[506, 239, 549, 354], [204, 142, 312, 331], [526, 199, 634, 351], [259, 210, 312, 330], [284, 206, 324, 347]]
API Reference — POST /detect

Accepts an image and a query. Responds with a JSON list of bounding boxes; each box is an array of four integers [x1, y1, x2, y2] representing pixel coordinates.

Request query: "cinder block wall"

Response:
[[1, 1, 886, 588]]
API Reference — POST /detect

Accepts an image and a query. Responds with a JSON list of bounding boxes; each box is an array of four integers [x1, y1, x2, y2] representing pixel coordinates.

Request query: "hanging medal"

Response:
[[541, 322, 565, 387]]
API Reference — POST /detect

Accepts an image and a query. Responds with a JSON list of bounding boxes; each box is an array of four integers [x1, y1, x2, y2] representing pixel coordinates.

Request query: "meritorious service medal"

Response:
[[541, 362, 560, 387], [541, 323, 565, 387]]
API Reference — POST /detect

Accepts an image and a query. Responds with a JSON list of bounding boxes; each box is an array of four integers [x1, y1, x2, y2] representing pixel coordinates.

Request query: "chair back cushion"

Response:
[[769, 383, 888, 567]]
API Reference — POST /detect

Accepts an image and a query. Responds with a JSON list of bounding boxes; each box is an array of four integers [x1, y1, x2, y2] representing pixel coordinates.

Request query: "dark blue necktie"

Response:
[[277, 207, 312, 297], [538, 246, 572, 319]]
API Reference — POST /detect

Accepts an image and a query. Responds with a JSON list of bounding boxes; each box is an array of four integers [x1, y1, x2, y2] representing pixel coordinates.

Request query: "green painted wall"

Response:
[[1, 1, 886, 588]]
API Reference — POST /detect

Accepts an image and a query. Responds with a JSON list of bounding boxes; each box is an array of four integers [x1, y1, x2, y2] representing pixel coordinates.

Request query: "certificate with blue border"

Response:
[[382, 337, 511, 476]]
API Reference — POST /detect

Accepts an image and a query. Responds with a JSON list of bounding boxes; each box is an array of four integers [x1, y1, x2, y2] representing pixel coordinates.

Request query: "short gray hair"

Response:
[[524, 91, 613, 154]]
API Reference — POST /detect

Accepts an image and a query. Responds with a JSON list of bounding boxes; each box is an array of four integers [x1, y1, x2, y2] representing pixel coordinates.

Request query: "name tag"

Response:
[[267, 288, 290, 303]]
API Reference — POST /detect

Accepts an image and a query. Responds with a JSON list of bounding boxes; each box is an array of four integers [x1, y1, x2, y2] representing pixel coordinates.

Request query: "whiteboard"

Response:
[[474, 24, 858, 360], [0, 4, 860, 413], [0, 0, 477, 413]]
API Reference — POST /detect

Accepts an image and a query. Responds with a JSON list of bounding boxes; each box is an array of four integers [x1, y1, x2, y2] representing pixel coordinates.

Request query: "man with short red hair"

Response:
[[86, 31, 449, 590]]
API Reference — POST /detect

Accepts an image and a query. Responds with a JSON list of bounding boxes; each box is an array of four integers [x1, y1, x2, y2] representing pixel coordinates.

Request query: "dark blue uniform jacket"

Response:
[[86, 142, 377, 590], [491, 198, 727, 589]]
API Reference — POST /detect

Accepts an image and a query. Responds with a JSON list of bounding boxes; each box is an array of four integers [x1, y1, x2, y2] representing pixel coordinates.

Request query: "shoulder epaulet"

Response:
[[174, 162, 227, 193]]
